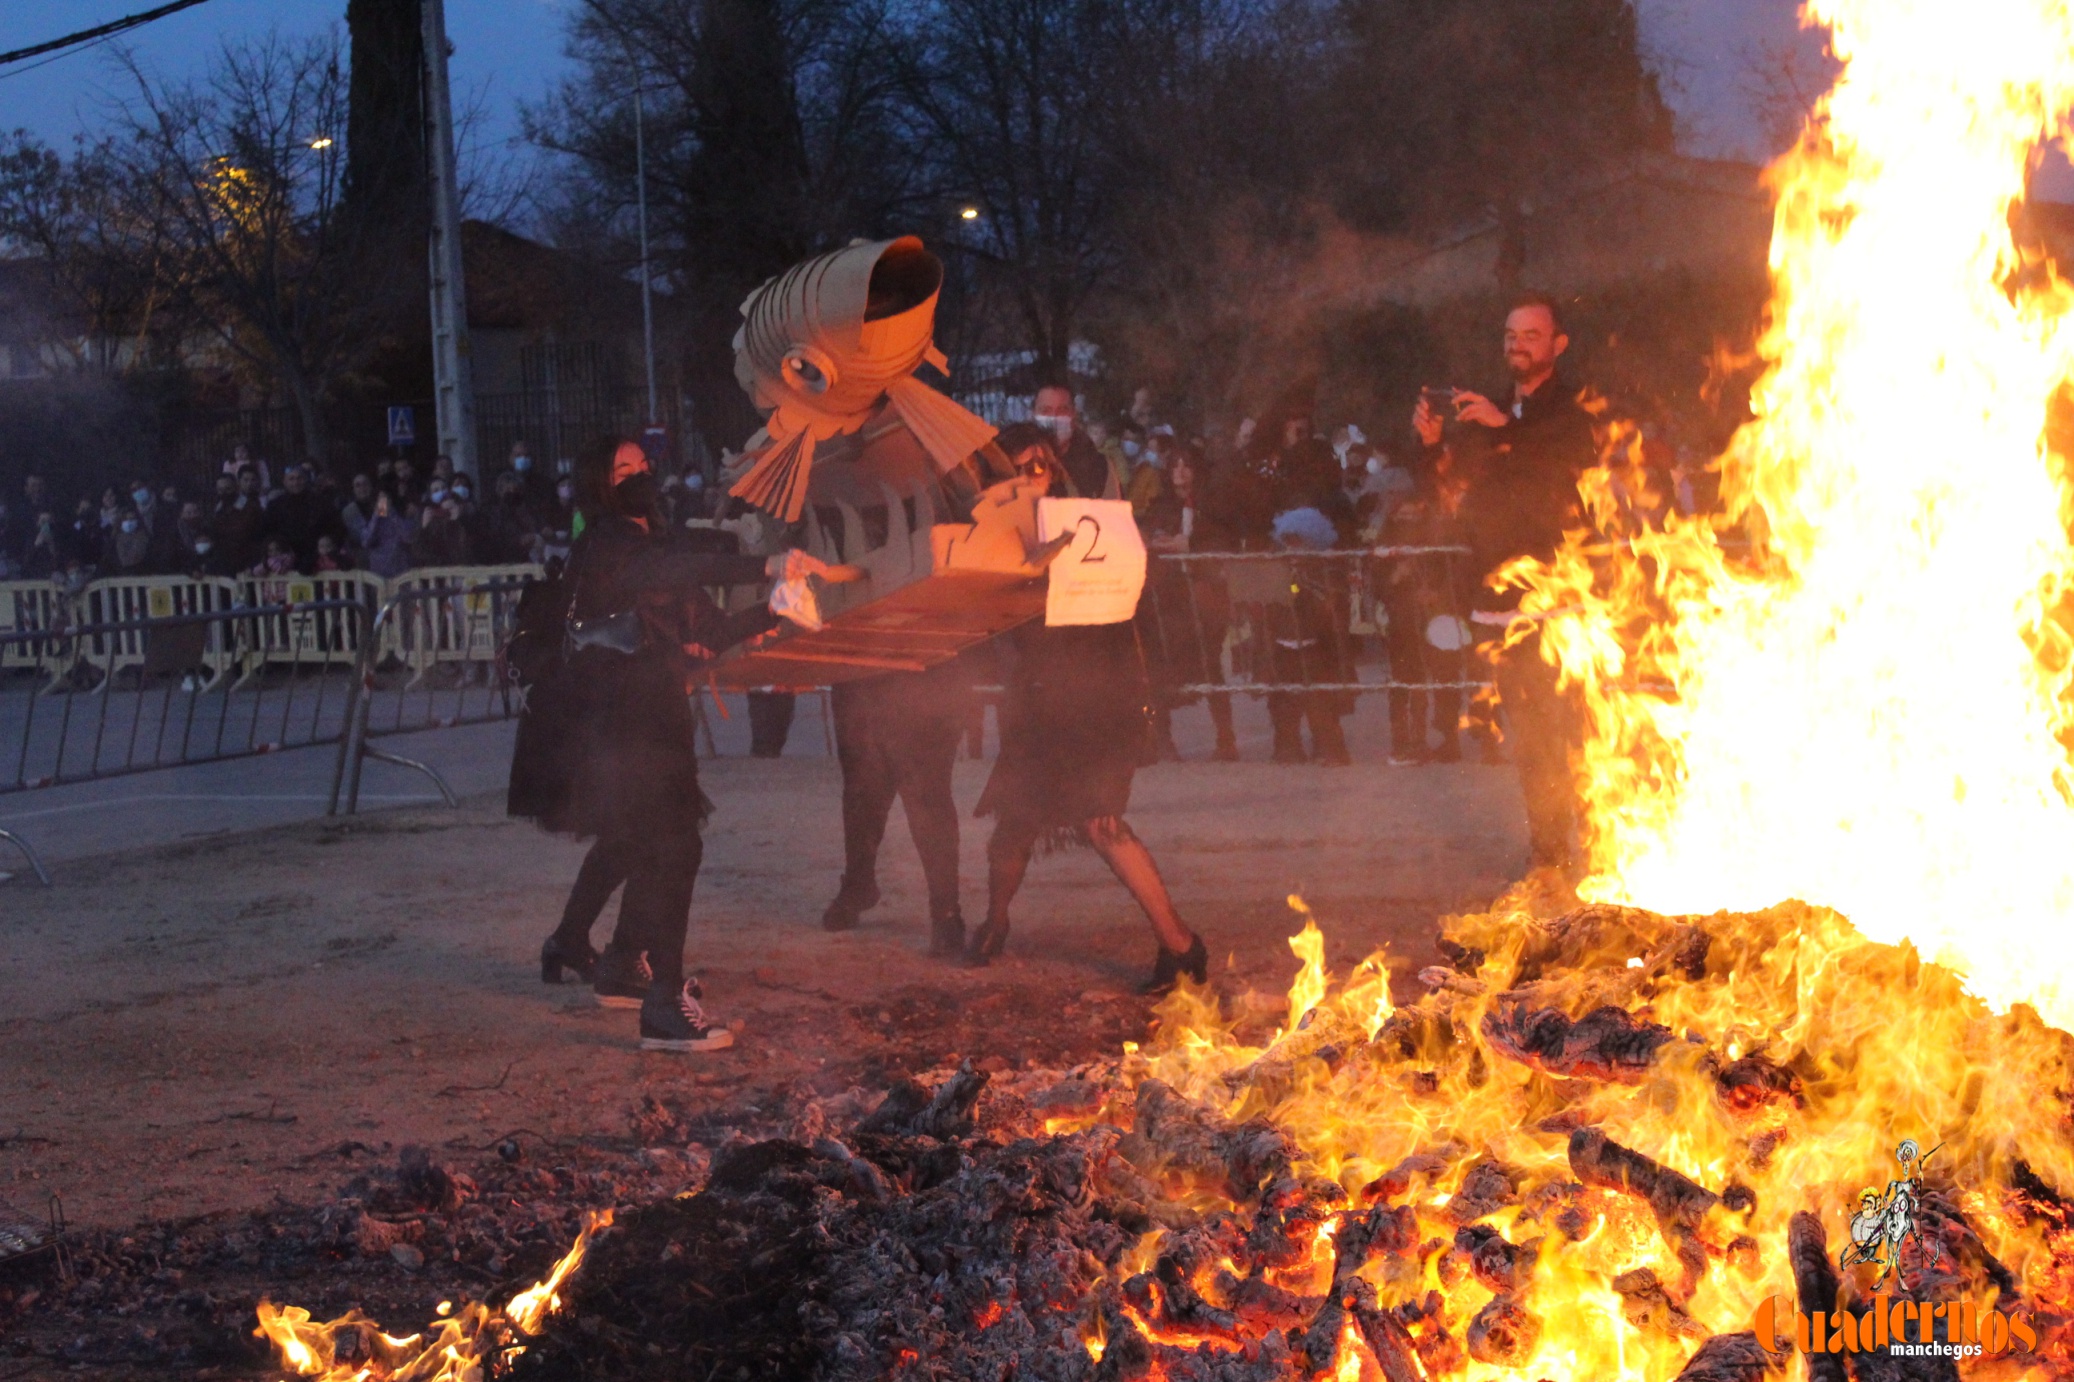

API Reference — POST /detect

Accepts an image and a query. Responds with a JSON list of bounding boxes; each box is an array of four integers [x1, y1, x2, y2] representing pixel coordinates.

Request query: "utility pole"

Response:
[[421, 0, 478, 477], [632, 71, 658, 426]]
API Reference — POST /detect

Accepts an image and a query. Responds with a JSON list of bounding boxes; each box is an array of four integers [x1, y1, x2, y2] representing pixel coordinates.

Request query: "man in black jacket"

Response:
[[1413, 293, 1596, 869], [262, 464, 346, 573]]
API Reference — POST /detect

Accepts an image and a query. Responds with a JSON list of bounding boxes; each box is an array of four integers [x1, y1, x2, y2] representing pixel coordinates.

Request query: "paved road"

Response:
[[0, 686, 1438, 873]]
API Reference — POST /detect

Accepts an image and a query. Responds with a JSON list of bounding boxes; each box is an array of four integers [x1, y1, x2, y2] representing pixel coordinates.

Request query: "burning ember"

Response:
[[255, 896, 2074, 1380], [1523, 0, 2074, 1025]]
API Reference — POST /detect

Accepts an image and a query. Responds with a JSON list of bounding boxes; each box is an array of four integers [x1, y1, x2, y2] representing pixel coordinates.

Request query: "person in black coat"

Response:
[[961, 426, 1207, 994], [511, 435, 823, 1052], [1413, 293, 1597, 869]]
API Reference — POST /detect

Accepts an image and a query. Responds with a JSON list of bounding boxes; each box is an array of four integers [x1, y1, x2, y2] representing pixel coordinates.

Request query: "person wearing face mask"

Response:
[[112, 508, 151, 572], [410, 480, 473, 566], [514, 435, 827, 1052], [1030, 382, 1120, 500]]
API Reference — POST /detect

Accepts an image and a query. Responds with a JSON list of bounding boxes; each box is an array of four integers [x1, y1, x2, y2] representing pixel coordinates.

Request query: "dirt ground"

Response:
[[0, 755, 1527, 1239]]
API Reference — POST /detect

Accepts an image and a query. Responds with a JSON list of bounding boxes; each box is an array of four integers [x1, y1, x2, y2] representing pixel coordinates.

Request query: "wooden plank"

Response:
[[709, 569, 1045, 688]]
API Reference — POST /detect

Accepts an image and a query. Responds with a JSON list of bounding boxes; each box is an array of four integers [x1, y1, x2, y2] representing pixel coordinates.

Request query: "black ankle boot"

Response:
[[1139, 935, 1209, 996], [929, 909, 967, 959], [540, 933, 597, 984], [962, 916, 1009, 968], [821, 879, 881, 932]]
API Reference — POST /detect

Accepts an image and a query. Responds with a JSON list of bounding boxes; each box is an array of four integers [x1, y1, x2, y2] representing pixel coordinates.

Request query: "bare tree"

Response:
[[101, 31, 375, 461]]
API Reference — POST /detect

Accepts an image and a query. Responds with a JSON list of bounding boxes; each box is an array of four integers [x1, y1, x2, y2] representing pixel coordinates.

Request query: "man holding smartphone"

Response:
[[1411, 293, 1596, 871]]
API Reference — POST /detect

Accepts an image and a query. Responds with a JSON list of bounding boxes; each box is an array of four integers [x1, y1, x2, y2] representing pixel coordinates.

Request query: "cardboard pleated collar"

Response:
[[728, 237, 997, 523]]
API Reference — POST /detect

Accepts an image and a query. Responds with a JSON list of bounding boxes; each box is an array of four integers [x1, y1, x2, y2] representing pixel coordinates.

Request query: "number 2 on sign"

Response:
[[1074, 515, 1107, 563]]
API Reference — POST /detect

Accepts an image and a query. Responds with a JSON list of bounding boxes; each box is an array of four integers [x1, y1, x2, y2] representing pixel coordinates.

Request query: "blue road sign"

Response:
[[387, 406, 416, 446]]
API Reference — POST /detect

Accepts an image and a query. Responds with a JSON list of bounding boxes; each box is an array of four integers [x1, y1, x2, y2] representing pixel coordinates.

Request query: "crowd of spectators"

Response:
[[0, 440, 728, 593]]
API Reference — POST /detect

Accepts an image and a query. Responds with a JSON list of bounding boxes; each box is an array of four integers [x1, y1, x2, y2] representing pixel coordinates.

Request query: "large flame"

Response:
[[1522, 0, 2074, 1025]]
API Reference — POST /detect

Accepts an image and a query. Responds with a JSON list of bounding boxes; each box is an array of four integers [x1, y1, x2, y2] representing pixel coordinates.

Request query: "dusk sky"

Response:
[[0, 0, 1823, 186]]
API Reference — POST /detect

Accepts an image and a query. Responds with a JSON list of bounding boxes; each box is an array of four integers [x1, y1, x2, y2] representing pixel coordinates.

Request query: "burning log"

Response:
[[1464, 1293, 1539, 1366], [1212, 1269, 1320, 1333], [1446, 1158, 1523, 1223], [856, 1060, 990, 1139], [1121, 1079, 1293, 1202], [1482, 997, 1674, 1083], [1789, 1210, 1850, 1382], [1569, 1126, 1718, 1298], [1670, 1331, 1779, 1382], [1709, 1049, 1807, 1113], [1454, 1224, 1540, 1294], [1611, 1267, 1706, 1339]]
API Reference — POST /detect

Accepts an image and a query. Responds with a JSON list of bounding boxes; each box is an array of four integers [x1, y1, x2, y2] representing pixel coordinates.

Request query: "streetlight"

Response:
[[959, 206, 981, 221], [632, 77, 657, 429], [308, 136, 333, 150]]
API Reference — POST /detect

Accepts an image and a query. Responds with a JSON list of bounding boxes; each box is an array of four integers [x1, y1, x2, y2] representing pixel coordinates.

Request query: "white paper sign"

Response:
[[1038, 498, 1146, 627]]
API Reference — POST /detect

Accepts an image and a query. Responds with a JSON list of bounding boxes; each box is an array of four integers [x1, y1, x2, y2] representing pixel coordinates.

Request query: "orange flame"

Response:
[[1519, 0, 2074, 1026], [255, 1209, 610, 1380]]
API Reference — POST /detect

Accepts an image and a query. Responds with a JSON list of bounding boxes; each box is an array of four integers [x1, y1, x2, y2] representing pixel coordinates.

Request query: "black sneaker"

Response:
[[592, 948, 651, 1009], [639, 978, 736, 1053]]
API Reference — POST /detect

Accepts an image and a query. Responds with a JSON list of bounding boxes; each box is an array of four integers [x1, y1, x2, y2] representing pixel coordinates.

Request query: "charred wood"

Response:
[[1789, 1210, 1849, 1382], [1465, 1293, 1539, 1366], [1484, 999, 1674, 1083], [1568, 1127, 1718, 1298], [1671, 1331, 1778, 1381], [1611, 1267, 1706, 1339]]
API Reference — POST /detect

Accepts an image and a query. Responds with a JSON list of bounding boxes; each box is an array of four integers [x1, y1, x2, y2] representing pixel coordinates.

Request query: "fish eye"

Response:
[[783, 350, 834, 395]]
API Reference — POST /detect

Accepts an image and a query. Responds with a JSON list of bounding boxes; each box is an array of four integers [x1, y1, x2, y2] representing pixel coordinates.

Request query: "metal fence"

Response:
[[0, 597, 373, 884], [0, 547, 1495, 883], [328, 576, 533, 815]]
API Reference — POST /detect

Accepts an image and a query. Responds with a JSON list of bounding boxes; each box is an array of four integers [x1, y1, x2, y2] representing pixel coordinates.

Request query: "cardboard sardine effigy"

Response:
[[713, 236, 1054, 688]]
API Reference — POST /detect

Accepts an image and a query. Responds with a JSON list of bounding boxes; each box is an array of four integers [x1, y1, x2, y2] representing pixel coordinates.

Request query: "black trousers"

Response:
[[833, 681, 962, 920], [552, 836, 635, 951], [553, 820, 704, 990], [1490, 630, 1581, 866], [747, 691, 795, 757]]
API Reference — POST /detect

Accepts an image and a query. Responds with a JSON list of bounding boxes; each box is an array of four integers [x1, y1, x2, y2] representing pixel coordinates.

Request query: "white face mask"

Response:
[[120, 519, 139, 533], [1121, 440, 1142, 459], [1366, 457, 1384, 477], [194, 540, 212, 555], [1033, 413, 1073, 445]]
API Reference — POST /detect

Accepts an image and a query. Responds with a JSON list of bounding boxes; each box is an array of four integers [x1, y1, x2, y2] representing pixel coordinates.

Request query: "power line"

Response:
[[0, 0, 216, 69]]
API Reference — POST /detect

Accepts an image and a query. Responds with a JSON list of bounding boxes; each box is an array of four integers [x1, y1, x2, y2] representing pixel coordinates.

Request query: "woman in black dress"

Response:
[[512, 436, 820, 1051], [962, 426, 1208, 993]]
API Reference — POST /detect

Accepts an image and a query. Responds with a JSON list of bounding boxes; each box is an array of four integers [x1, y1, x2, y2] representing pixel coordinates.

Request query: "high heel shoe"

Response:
[[540, 934, 598, 984], [1139, 935, 1209, 995], [961, 917, 1010, 968]]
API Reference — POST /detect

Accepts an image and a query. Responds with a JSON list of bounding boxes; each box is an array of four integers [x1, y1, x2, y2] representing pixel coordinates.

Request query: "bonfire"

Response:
[[258, 0, 2074, 1376]]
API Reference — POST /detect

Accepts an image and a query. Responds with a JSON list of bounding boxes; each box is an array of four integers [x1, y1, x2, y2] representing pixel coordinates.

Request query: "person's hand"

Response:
[[765, 548, 828, 582], [374, 493, 392, 519], [1412, 397, 1444, 447], [1452, 391, 1509, 429]]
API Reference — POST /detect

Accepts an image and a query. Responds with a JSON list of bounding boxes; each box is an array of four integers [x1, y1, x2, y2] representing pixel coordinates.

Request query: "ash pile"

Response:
[[504, 897, 2074, 1381]]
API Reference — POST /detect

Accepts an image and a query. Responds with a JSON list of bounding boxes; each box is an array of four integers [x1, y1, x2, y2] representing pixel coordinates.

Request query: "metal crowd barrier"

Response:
[[0, 565, 545, 878], [328, 574, 533, 816], [0, 597, 372, 884]]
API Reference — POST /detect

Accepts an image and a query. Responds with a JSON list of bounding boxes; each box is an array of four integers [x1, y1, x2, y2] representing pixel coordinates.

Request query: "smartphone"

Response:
[[1419, 387, 1459, 410]]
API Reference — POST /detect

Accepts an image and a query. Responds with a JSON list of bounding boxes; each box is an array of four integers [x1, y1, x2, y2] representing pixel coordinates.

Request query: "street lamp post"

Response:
[[633, 75, 658, 429], [421, 0, 479, 479]]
